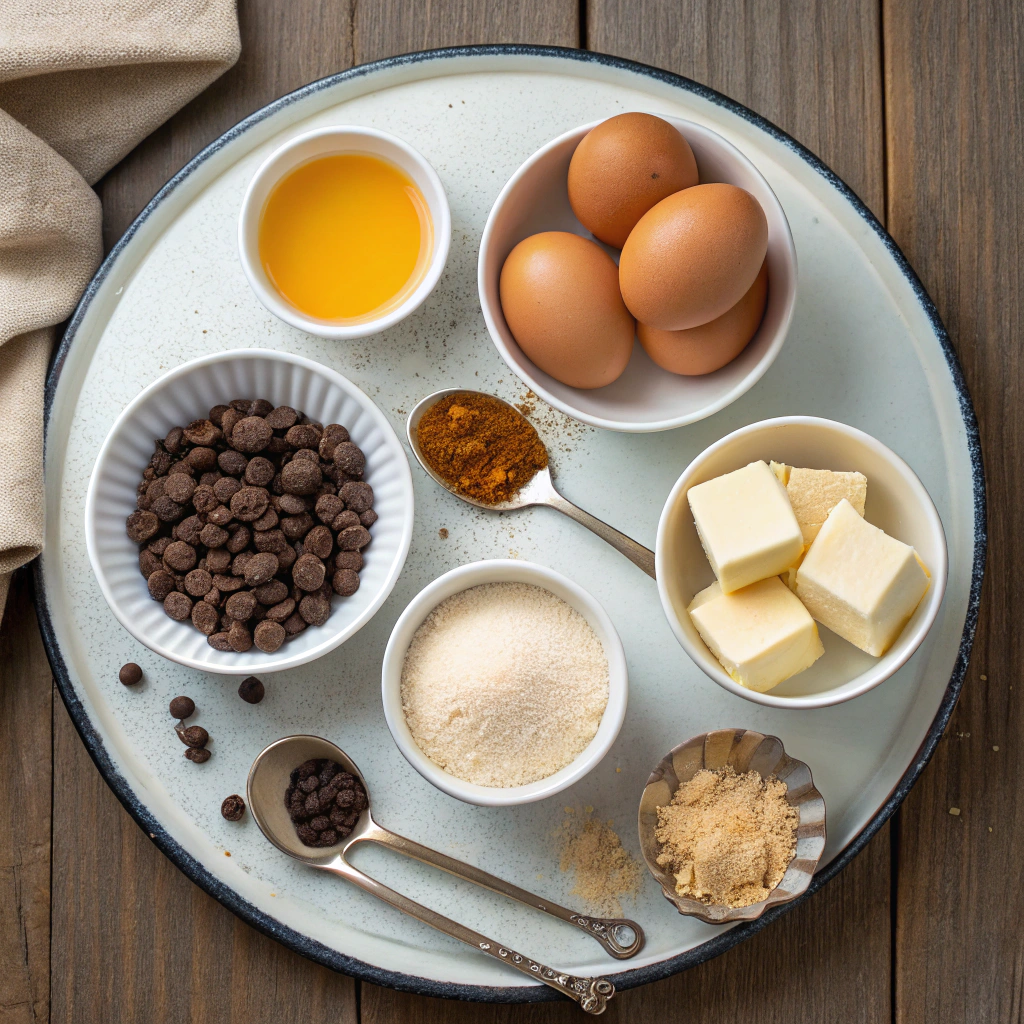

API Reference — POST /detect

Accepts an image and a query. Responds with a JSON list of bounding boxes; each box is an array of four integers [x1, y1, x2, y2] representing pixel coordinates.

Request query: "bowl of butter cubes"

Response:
[[656, 416, 948, 708]]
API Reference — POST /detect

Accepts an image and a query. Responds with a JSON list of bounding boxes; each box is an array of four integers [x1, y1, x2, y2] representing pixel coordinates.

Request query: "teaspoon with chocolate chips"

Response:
[[407, 389, 655, 578], [248, 735, 644, 1014]]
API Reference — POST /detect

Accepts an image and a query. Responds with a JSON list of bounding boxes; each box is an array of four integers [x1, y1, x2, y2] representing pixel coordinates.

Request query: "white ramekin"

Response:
[[656, 417, 948, 708], [478, 114, 797, 432], [85, 349, 414, 675], [381, 560, 628, 806], [238, 126, 451, 340]]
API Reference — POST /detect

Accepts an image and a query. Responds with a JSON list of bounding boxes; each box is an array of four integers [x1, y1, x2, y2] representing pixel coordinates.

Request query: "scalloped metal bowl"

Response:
[[637, 728, 826, 925]]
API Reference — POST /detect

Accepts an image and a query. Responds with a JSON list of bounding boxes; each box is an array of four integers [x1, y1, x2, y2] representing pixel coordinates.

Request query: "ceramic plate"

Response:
[[37, 46, 984, 1001]]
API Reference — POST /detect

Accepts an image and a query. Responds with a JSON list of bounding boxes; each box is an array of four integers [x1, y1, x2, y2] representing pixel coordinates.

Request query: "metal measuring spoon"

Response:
[[407, 389, 656, 579], [248, 735, 645, 1013]]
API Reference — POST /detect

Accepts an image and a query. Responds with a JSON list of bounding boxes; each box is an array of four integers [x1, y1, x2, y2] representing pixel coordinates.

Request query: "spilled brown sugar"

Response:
[[654, 766, 798, 909], [559, 809, 642, 917]]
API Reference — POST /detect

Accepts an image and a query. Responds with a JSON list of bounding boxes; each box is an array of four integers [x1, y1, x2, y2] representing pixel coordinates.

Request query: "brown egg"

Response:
[[619, 183, 768, 331], [499, 232, 635, 389], [638, 260, 768, 375], [567, 112, 699, 249]]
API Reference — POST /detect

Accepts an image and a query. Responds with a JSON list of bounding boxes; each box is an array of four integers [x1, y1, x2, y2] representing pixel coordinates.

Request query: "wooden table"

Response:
[[1, 1, 1015, 1020]]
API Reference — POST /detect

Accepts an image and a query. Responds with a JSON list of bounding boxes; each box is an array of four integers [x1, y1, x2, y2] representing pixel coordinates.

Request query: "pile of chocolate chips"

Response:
[[285, 758, 367, 847], [125, 399, 375, 653]]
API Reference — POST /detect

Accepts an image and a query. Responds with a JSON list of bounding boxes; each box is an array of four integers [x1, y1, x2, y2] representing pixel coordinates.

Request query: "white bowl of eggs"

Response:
[[477, 113, 797, 432]]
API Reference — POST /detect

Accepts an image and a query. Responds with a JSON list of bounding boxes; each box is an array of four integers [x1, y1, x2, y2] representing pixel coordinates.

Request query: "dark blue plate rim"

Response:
[[34, 44, 986, 1003]]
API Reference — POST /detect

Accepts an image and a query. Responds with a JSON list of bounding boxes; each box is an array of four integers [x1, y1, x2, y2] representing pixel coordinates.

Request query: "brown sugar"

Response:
[[559, 810, 642, 916], [416, 392, 548, 505], [654, 766, 798, 909]]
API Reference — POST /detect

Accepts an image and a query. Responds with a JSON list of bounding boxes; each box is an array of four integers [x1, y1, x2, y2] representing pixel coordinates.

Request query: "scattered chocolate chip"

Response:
[[332, 442, 365, 476], [265, 406, 298, 430], [340, 481, 374, 513], [231, 416, 273, 453], [191, 601, 219, 634], [221, 794, 246, 821], [163, 540, 197, 572], [163, 591, 193, 621], [238, 676, 265, 704], [254, 619, 286, 653], [169, 695, 195, 719], [185, 746, 211, 763], [180, 725, 209, 748], [119, 662, 143, 686], [338, 525, 371, 551], [332, 569, 360, 597]]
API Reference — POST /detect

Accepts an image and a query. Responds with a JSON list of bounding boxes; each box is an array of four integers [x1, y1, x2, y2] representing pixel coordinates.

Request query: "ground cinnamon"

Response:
[[416, 392, 548, 505]]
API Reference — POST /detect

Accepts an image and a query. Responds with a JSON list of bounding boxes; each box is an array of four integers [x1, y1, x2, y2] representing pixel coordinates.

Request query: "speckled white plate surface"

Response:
[[39, 47, 984, 1001]]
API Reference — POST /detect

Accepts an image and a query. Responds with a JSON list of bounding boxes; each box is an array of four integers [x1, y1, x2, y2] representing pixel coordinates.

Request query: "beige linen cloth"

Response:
[[0, 1, 240, 615]]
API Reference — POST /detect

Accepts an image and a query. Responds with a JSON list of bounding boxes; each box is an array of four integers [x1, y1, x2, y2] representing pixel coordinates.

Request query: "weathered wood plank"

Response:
[[49, 689, 358, 1024], [352, 0, 578, 64], [885, 0, 1021, 1021], [0, 570, 52, 1024]]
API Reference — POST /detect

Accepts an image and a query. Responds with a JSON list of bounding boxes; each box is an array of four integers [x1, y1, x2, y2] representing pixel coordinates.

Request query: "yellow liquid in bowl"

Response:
[[258, 153, 433, 322]]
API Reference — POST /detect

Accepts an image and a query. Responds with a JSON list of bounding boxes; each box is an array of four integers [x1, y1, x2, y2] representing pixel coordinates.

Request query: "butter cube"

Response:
[[687, 577, 825, 692], [687, 461, 803, 593], [781, 465, 867, 544], [796, 499, 930, 657]]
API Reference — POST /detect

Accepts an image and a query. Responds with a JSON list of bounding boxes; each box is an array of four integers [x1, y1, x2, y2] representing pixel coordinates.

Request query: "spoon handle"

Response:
[[326, 859, 615, 1013], [542, 493, 656, 579], [360, 827, 644, 959]]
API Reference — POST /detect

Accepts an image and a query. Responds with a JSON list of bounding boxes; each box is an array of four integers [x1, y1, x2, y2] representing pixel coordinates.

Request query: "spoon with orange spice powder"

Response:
[[408, 389, 655, 578]]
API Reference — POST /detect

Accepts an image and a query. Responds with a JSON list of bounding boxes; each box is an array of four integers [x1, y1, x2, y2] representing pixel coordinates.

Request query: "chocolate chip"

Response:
[[231, 416, 273, 453], [331, 510, 360, 532], [243, 456, 275, 488], [191, 601, 219, 634], [150, 495, 184, 523], [179, 725, 208, 748], [165, 425, 186, 452], [119, 663, 143, 686], [359, 509, 378, 527], [254, 620, 286, 653], [285, 424, 322, 450], [163, 591, 193, 621], [207, 632, 232, 651], [139, 549, 162, 578], [163, 540, 197, 572], [213, 573, 244, 593], [225, 590, 258, 620], [175, 515, 204, 545], [206, 549, 231, 574], [231, 486, 270, 522], [184, 568, 213, 596], [339, 481, 373, 514], [281, 459, 322, 495], [281, 513, 314, 540], [265, 406, 298, 430], [338, 525, 371, 551], [164, 474, 196, 504], [299, 594, 330, 626], [314, 494, 345, 524], [221, 794, 246, 821], [169, 696, 195, 719], [199, 524, 229, 548], [231, 550, 253, 576], [293, 553, 326, 591], [183, 419, 222, 446], [148, 569, 176, 601], [304, 524, 333, 559], [185, 747, 211, 763], [334, 550, 363, 572], [332, 569, 360, 597], [208, 405, 229, 427], [226, 525, 252, 554], [244, 552, 279, 586], [332, 442, 365, 476], [282, 612, 307, 635], [206, 503, 233, 526], [253, 528, 288, 554], [265, 597, 295, 622], [213, 476, 243, 503], [228, 620, 252, 652], [217, 449, 247, 476], [277, 493, 311, 515], [238, 676, 265, 703], [192, 484, 218, 513], [186, 446, 218, 473]]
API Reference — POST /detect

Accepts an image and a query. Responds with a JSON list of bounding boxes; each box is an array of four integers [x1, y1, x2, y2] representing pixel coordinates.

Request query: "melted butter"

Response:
[[258, 153, 432, 322]]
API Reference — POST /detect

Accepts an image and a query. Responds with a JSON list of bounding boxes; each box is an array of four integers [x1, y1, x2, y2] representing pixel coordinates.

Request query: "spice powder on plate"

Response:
[[654, 766, 799, 909], [416, 392, 548, 505]]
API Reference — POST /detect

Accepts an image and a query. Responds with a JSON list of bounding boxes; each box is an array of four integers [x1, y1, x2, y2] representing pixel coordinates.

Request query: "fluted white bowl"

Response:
[[85, 350, 414, 674]]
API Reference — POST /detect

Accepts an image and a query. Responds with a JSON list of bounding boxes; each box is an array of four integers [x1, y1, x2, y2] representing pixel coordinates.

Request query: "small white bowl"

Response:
[[85, 349, 414, 675], [238, 126, 451, 340], [656, 417, 948, 708], [478, 114, 797, 432], [381, 560, 628, 806]]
